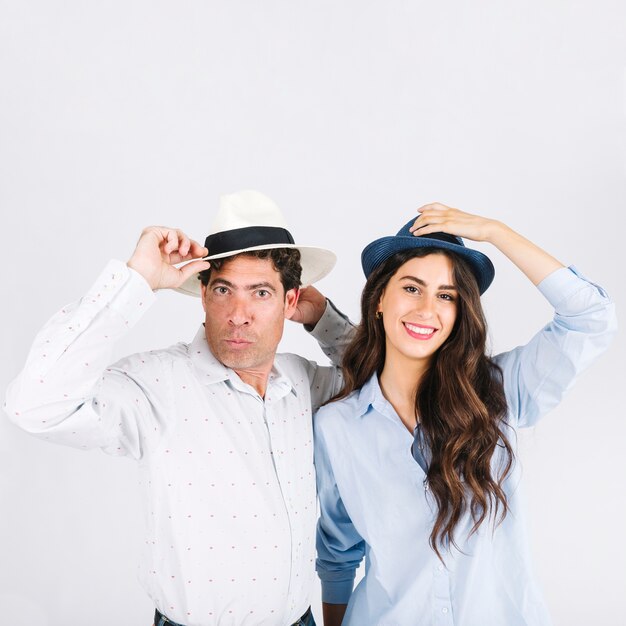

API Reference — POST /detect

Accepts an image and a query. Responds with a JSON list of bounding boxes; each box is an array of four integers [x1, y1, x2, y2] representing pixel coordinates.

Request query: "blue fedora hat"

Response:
[[361, 217, 495, 294]]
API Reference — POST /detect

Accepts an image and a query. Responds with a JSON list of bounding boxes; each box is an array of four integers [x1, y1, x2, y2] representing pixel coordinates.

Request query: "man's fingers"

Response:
[[161, 230, 176, 254], [169, 240, 209, 264], [157, 228, 194, 258], [133, 227, 208, 285], [189, 240, 209, 258], [178, 259, 211, 283], [177, 230, 192, 258], [167, 230, 189, 256], [130, 226, 207, 290]]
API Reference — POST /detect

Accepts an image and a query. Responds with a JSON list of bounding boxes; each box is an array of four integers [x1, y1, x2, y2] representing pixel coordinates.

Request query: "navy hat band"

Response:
[[410, 231, 463, 246], [205, 226, 295, 256]]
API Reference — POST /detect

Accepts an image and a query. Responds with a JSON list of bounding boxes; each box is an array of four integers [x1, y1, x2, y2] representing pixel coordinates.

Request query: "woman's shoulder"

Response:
[[316, 389, 360, 418], [314, 381, 374, 433]]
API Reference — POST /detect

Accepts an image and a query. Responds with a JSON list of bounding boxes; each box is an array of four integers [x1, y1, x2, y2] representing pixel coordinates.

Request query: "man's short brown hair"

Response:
[[198, 249, 302, 294]]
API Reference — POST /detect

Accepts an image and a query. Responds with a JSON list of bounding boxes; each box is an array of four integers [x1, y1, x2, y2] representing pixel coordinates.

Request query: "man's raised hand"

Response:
[[290, 285, 328, 328], [127, 226, 210, 290]]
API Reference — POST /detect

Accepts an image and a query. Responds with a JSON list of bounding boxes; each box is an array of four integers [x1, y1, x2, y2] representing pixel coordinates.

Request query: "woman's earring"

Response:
[[375, 311, 382, 319]]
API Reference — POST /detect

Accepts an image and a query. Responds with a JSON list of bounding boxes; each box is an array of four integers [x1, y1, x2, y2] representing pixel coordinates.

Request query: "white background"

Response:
[[1, 2, 624, 625]]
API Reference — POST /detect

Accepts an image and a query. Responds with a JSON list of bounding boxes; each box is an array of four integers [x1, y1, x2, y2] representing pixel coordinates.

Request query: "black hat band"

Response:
[[205, 226, 295, 256]]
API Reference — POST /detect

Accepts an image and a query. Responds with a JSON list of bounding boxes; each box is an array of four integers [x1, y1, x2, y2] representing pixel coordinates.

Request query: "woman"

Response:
[[314, 203, 616, 626]]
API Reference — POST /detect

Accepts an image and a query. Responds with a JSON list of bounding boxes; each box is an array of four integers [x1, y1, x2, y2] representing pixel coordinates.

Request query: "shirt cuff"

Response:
[[319, 570, 357, 604], [537, 265, 610, 310]]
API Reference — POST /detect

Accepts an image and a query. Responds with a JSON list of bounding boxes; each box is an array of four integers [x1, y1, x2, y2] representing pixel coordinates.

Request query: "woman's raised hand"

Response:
[[409, 202, 564, 286], [409, 203, 498, 243]]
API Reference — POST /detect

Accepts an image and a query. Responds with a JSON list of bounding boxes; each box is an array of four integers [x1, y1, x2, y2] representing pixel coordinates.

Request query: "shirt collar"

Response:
[[355, 374, 402, 425], [267, 358, 298, 399], [355, 374, 381, 417], [189, 326, 231, 385], [188, 326, 297, 399]]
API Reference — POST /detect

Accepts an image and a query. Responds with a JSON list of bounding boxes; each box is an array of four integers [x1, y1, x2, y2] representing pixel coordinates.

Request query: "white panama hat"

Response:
[[176, 190, 337, 297]]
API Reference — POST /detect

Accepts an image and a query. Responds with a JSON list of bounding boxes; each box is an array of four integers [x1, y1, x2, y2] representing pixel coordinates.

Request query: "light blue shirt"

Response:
[[314, 267, 617, 626]]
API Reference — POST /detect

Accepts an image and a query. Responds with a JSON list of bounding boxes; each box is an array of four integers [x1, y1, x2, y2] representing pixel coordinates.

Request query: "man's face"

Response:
[[201, 255, 299, 373]]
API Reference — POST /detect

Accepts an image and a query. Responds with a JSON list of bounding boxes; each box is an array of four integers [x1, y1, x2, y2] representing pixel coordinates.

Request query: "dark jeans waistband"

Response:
[[154, 606, 314, 626]]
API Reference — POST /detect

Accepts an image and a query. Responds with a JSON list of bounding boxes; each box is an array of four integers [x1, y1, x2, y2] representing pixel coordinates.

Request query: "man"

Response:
[[5, 190, 353, 626]]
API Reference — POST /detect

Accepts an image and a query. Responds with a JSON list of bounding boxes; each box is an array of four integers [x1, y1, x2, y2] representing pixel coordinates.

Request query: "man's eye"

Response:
[[214, 287, 229, 295], [257, 290, 270, 298]]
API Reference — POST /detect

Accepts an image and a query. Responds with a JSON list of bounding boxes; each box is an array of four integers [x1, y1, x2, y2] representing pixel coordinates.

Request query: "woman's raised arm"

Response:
[[410, 202, 564, 285]]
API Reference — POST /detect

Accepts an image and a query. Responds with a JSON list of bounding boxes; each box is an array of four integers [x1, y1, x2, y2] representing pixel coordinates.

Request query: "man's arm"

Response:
[[291, 286, 357, 410], [291, 286, 356, 363], [4, 227, 209, 455]]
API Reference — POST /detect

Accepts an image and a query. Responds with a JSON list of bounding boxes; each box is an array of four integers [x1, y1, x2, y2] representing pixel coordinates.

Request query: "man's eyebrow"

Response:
[[209, 277, 235, 289], [248, 282, 277, 293], [209, 278, 278, 293], [398, 275, 457, 290]]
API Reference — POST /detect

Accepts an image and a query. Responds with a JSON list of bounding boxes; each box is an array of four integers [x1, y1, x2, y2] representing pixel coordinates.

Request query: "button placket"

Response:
[[263, 397, 299, 613], [433, 558, 453, 625]]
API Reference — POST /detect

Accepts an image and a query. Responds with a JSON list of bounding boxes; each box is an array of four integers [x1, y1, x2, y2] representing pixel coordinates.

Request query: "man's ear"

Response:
[[200, 284, 207, 313], [283, 288, 300, 320]]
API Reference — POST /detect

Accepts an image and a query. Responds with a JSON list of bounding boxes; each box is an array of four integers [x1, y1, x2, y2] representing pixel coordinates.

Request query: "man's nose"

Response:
[[228, 297, 251, 326]]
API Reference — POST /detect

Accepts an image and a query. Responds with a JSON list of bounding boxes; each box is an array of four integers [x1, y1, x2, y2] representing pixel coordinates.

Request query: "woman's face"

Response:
[[377, 253, 458, 368]]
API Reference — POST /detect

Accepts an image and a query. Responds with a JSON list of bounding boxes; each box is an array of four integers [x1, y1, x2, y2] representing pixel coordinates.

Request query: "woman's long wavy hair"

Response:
[[333, 248, 514, 559]]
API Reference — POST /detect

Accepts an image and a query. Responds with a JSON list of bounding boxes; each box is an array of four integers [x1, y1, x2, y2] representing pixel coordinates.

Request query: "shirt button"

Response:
[[442, 607, 448, 614], [437, 564, 444, 571]]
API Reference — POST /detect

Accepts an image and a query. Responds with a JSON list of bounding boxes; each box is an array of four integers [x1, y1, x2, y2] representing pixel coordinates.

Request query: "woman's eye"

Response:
[[439, 293, 455, 301], [404, 286, 419, 294]]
